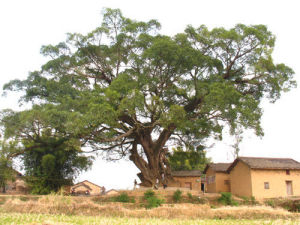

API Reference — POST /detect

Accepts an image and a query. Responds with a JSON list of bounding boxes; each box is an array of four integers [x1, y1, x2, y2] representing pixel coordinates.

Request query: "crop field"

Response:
[[0, 213, 299, 225]]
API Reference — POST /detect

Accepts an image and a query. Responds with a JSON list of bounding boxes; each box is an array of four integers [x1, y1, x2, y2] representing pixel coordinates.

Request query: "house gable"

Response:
[[229, 160, 252, 197], [71, 180, 103, 195]]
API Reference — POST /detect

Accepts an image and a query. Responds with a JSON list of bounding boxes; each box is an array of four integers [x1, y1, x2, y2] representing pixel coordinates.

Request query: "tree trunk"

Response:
[[129, 142, 174, 187]]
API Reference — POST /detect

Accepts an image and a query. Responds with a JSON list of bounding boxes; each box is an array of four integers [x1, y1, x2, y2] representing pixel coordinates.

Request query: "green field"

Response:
[[0, 213, 299, 225]]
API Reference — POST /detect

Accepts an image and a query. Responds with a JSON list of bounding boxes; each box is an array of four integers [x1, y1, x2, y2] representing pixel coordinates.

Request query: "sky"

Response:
[[0, 0, 300, 190]]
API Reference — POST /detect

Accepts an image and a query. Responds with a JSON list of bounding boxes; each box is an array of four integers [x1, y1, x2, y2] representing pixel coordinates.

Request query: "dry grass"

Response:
[[0, 194, 299, 220], [1, 213, 300, 225]]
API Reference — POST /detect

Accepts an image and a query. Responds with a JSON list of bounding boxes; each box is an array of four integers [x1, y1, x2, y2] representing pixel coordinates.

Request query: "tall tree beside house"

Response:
[[168, 146, 211, 171], [0, 108, 93, 194], [2, 8, 295, 187]]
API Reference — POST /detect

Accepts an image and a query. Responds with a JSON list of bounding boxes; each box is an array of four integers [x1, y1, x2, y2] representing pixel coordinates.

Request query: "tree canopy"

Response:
[[1, 107, 93, 194], [168, 146, 211, 172], [2, 8, 295, 186]]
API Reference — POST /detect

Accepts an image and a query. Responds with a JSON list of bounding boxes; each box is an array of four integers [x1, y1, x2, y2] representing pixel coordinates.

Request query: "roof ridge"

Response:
[[239, 156, 295, 160]]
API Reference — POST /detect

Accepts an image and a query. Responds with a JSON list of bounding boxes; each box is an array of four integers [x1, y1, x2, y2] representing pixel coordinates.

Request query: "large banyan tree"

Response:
[[2, 9, 295, 187]]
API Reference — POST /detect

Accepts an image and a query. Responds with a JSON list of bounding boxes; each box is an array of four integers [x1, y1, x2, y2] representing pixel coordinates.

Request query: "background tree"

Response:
[[3, 8, 295, 187], [230, 127, 243, 159], [168, 146, 211, 171], [0, 138, 17, 193], [1, 107, 93, 194]]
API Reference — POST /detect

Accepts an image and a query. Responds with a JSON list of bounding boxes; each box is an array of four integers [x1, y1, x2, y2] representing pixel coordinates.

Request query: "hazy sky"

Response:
[[1, 0, 299, 190]]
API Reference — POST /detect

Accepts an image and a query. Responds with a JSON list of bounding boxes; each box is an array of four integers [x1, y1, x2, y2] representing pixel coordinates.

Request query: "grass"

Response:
[[0, 213, 300, 225], [1, 193, 300, 222]]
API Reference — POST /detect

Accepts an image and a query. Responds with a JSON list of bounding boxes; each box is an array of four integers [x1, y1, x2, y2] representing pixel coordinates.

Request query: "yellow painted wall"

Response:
[[216, 172, 230, 193], [173, 176, 202, 190], [205, 167, 230, 193], [251, 169, 300, 199], [230, 161, 252, 197], [205, 167, 216, 193]]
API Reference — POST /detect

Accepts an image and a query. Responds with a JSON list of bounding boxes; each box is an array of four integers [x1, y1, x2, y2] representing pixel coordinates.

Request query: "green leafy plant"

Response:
[[172, 189, 182, 203], [143, 189, 164, 209], [218, 192, 238, 206], [112, 192, 135, 203], [187, 192, 193, 200], [265, 199, 275, 208], [145, 196, 164, 209], [144, 189, 155, 199]]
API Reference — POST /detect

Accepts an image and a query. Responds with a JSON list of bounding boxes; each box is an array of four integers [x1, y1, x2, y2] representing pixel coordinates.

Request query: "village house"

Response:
[[105, 189, 119, 196], [203, 163, 231, 193], [228, 157, 300, 199], [170, 170, 204, 191], [71, 180, 105, 196], [3, 170, 28, 194]]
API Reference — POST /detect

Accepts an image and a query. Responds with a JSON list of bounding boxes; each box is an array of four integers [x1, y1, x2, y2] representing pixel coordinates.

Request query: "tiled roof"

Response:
[[227, 157, 300, 172], [171, 170, 202, 177], [203, 163, 231, 174]]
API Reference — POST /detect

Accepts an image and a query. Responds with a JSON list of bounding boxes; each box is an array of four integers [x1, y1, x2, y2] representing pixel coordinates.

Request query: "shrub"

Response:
[[112, 192, 135, 203], [218, 192, 238, 206], [172, 189, 182, 203], [265, 199, 275, 208], [144, 189, 155, 199], [143, 189, 164, 209], [145, 196, 164, 209], [241, 196, 257, 205], [19, 196, 29, 202], [250, 196, 258, 205], [187, 192, 193, 200]]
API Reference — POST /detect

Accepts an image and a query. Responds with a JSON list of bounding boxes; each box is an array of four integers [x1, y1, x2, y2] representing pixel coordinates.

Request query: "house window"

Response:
[[286, 170, 290, 175], [264, 182, 270, 189]]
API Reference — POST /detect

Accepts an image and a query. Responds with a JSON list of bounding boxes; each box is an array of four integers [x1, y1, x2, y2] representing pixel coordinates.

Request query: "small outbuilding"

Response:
[[71, 180, 104, 196], [170, 170, 203, 191], [105, 189, 119, 196], [203, 163, 231, 193]]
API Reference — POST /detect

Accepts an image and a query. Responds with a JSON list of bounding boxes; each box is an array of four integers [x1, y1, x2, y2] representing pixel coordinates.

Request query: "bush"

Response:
[[19, 196, 29, 202], [145, 196, 164, 209], [143, 189, 164, 209], [187, 192, 193, 200], [112, 192, 135, 203], [218, 192, 238, 206], [241, 196, 257, 205], [172, 189, 182, 203], [144, 189, 155, 199], [265, 199, 275, 208]]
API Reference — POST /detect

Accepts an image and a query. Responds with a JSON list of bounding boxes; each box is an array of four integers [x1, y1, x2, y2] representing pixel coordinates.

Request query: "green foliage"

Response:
[[111, 192, 135, 203], [172, 189, 182, 203], [143, 189, 164, 209], [145, 196, 164, 209], [218, 192, 238, 206], [0, 139, 17, 193], [1, 108, 93, 195], [143, 189, 155, 199], [169, 146, 211, 171], [265, 199, 275, 208], [241, 196, 257, 205], [186, 192, 208, 204], [2, 8, 295, 185]]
